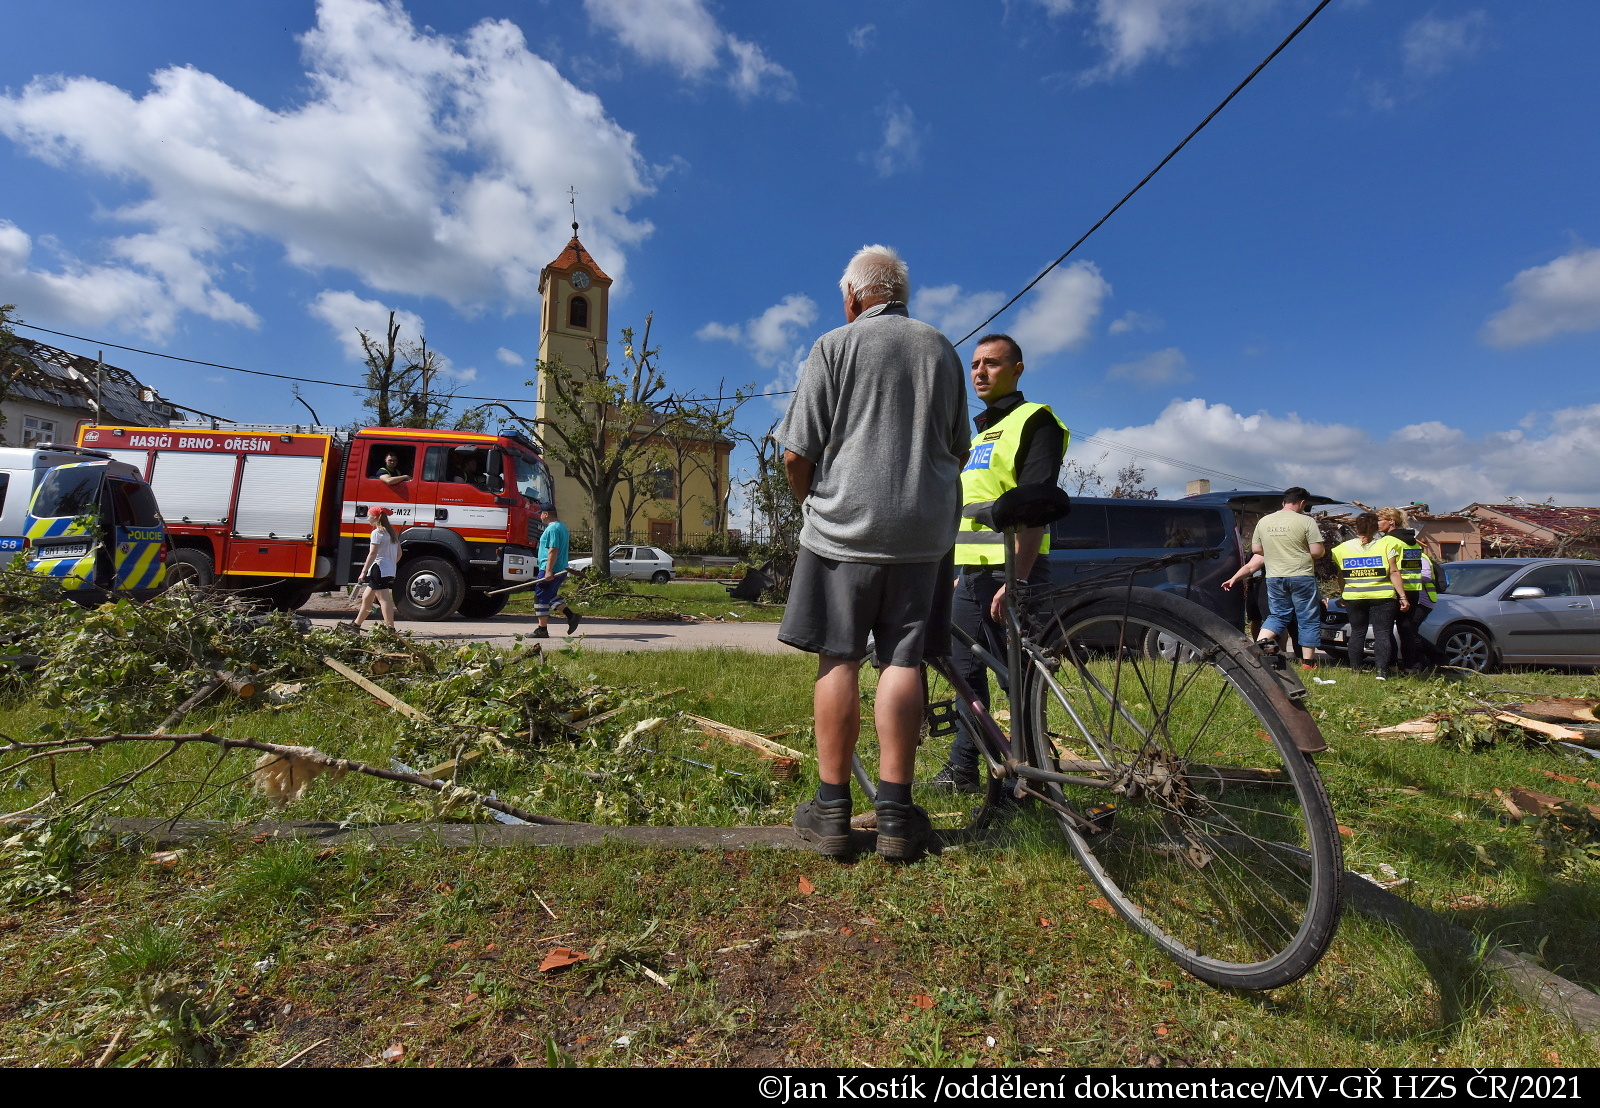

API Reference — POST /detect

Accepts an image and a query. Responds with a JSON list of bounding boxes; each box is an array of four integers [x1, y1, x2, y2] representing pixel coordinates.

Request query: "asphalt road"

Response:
[[300, 606, 788, 653]]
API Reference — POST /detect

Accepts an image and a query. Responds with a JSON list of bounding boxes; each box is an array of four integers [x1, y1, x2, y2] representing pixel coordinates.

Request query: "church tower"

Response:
[[536, 222, 612, 536], [536, 222, 612, 417]]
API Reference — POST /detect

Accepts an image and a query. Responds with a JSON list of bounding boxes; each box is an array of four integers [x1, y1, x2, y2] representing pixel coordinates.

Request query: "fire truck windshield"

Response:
[[511, 452, 553, 506]]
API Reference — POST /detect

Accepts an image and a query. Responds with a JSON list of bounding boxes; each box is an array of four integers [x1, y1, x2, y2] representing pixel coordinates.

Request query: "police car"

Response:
[[4, 445, 169, 601]]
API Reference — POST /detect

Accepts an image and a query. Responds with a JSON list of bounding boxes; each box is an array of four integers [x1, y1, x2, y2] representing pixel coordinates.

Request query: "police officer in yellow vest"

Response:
[[932, 334, 1068, 793], [1332, 511, 1409, 680], [1378, 507, 1437, 672]]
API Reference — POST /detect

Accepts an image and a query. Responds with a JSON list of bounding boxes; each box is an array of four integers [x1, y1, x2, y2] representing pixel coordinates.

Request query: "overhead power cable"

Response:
[[953, 0, 1333, 346], [13, 321, 538, 406]]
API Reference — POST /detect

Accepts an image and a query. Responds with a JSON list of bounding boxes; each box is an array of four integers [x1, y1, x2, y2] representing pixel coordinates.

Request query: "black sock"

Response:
[[817, 781, 851, 804], [877, 780, 911, 806]]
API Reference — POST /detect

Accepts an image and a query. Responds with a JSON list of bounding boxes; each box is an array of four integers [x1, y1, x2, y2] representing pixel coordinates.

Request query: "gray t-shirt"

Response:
[[776, 302, 967, 563]]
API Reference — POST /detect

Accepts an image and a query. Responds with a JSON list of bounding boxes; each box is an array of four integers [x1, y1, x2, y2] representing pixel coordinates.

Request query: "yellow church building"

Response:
[[534, 228, 733, 551]]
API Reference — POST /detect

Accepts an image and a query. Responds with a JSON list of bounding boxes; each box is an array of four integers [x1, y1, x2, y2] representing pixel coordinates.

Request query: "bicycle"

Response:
[[851, 484, 1344, 991]]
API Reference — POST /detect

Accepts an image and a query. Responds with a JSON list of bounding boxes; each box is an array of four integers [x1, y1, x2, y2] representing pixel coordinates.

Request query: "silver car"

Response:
[[1422, 558, 1600, 672], [567, 544, 676, 584]]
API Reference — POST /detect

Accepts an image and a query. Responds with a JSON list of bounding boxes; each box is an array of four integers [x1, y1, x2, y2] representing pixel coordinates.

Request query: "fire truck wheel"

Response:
[[457, 590, 510, 619], [166, 547, 216, 589], [395, 556, 465, 621], [270, 585, 317, 613]]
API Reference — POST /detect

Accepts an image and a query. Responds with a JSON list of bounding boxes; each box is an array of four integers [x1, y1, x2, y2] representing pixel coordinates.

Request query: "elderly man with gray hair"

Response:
[[776, 244, 968, 862]]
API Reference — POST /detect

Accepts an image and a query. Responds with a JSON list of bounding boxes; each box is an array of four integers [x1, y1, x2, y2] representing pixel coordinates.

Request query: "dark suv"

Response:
[[1045, 490, 1338, 633]]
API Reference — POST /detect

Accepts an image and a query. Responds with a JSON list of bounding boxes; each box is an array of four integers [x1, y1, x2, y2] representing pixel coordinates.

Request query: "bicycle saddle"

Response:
[[963, 482, 1073, 532]]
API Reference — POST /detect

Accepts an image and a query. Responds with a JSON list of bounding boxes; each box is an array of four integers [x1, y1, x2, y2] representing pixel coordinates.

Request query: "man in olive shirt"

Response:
[[1222, 487, 1326, 667]]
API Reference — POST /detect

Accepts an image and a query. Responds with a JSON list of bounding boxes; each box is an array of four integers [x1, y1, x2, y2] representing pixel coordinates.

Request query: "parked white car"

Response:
[[568, 545, 676, 583]]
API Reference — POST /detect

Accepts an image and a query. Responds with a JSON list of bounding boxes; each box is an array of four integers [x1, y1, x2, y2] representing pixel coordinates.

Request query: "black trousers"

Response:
[[1345, 597, 1399, 675], [945, 561, 1051, 776]]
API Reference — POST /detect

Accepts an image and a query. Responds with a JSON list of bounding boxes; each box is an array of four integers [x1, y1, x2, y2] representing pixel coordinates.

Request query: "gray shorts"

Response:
[[778, 548, 952, 667]]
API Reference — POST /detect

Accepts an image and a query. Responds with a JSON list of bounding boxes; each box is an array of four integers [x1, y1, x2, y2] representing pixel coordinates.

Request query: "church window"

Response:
[[568, 295, 590, 329]]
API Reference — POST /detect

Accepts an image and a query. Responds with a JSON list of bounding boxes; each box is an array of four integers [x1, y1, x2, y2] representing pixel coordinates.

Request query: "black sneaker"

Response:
[[531, 627, 550, 638], [875, 800, 934, 862], [926, 765, 980, 795], [566, 608, 582, 635], [793, 798, 854, 858]]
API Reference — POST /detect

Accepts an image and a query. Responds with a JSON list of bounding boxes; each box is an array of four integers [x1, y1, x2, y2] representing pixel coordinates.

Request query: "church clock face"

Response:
[[570, 269, 591, 290]]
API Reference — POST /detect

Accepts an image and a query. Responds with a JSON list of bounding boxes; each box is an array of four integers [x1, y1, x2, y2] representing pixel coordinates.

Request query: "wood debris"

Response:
[[323, 656, 432, 722], [682, 713, 810, 760]]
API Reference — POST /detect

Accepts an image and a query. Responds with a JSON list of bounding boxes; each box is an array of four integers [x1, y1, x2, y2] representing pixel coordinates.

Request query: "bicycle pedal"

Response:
[[925, 698, 959, 738], [1081, 803, 1116, 835]]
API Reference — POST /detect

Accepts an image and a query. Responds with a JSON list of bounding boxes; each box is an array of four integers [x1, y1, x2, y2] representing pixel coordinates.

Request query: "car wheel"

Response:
[[1142, 626, 1201, 664], [394, 556, 466, 621], [165, 546, 216, 589], [1438, 624, 1498, 673], [651, 570, 671, 584]]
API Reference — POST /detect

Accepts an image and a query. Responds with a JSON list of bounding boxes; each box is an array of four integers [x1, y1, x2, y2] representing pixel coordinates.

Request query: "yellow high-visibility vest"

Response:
[[1388, 535, 1424, 594], [1333, 537, 1398, 601], [954, 401, 1069, 567]]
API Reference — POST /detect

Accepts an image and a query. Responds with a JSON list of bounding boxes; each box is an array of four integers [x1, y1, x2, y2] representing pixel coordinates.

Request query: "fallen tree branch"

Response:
[[682, 714, 810, 760], [0, 732, 579, 827]]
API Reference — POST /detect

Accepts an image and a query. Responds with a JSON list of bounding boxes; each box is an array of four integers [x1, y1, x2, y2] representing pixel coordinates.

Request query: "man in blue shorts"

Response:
[[533, 506, 581, 638]]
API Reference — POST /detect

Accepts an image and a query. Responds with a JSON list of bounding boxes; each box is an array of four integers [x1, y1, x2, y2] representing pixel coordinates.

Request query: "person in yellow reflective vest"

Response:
[[1377, 507, 1425, 672], [1332, 512, 1410, 680], [931, 333, 1067, 793]]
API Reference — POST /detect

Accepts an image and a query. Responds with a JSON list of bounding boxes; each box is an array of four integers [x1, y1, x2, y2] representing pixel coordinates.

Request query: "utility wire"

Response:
[[953, 0, 1333, 346], [13, 321, 538, 406], [14, 0, 1326, 487]]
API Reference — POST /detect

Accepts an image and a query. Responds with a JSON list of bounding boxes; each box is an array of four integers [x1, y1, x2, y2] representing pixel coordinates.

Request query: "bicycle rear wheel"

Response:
[[1021, 586, 1342, 990]]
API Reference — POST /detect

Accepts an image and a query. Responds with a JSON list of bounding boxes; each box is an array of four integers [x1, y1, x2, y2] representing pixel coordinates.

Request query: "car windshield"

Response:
[[512, 452, 553, 505], [32, 465, 103, 518], [1441, 563, 1520, 597]]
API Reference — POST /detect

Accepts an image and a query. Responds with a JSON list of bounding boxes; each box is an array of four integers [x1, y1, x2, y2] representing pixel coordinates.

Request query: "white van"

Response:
[[0, 445, 112, 555]]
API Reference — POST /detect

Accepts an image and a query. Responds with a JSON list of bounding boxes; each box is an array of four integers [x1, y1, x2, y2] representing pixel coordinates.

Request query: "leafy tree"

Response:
[[354, 311, 456, 428], [528, 314, 685, 577], [667, 379, 750, 538], [734, 417, 802, 593], [1060, 453, 1160, 499]]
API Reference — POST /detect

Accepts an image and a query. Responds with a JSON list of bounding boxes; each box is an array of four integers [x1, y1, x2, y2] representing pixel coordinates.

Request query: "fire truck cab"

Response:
[[77, 423, 553, 620]]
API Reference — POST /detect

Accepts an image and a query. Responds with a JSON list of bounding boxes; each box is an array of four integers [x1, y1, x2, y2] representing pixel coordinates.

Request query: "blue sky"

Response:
[[3, 0, 1599, 512]]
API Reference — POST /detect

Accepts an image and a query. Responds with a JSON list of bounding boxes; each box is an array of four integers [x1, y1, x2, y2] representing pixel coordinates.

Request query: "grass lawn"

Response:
[[1, 640, 1598, 1067], [507, 581, 784, 623]]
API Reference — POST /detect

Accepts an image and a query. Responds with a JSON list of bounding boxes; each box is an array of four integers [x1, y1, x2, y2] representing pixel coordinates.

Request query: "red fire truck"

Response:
[[76, 422, 555, 620]]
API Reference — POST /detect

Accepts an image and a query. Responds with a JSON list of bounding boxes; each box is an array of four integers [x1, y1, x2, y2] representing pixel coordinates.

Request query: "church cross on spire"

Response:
[[567, 185, 578, 235]]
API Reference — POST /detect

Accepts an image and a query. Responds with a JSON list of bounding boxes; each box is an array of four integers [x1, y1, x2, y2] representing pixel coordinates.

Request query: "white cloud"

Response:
[[1089, 398, 1600, 507], [583, 0, 794, 98], [1481, 246, 1600, 349], [698, 293, 818, 366], [847, 24, 877, 53], [310, 289, 425, 362], [495, 346, 525, 365], [0, 0, 654, 335], [1108, 309, 1161, 335], [869, 95, 922, 178], [1403, 11, 1487, 78], [1024, 0, 1284, 82], [912, 284, 1006, 342], [584, 0, 721, 76], [726, 36, 796, 100], [0, 218, 257, 339], [1011, 260, 1111, 356], [1105, 347, 1189, 388]]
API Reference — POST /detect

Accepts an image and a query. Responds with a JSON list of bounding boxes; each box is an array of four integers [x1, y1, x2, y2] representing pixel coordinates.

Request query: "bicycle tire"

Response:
[[1020, 586, 1343, 991]]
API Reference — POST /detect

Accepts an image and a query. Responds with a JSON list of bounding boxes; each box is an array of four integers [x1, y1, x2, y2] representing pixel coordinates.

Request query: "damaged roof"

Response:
[[3, 337, 178, 428]]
